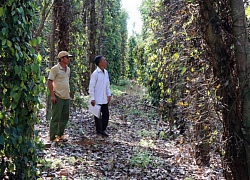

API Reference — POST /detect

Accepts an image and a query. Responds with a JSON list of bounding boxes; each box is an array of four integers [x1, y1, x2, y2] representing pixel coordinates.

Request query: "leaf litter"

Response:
[[36, 87, 224, 180]]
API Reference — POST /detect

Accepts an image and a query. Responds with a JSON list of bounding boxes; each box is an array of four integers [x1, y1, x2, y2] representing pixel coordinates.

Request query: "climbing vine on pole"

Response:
[[0, 1, 43, 179]]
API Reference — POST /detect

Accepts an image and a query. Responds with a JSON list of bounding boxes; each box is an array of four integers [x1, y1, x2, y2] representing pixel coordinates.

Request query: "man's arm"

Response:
[[107, 95, 111, 104], [88, 72, 97, 106], [106, 71, 111, 104], [48, 79, 56, 103]]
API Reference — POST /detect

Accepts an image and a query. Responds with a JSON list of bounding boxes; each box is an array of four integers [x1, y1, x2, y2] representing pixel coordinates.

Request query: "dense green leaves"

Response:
[[131, 1, 220, 158], [0, 1, 42, 179], [0, 7, 4, 17], [101, 0, 125, 84]]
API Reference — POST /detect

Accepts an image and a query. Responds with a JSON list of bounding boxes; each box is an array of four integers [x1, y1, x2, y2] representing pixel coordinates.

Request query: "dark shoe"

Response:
[[102, 131, 109, 137], [97, 131, 109, 137]]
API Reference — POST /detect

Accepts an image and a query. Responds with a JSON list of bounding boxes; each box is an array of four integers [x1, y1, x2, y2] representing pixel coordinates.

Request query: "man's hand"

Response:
[[51, 94, 56, 104], [91, 100, 95, 106], [108, 96, 111, 104]]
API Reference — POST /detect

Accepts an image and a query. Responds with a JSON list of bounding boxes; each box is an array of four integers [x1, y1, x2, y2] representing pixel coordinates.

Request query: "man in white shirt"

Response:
[[88, 55, 111, 137]]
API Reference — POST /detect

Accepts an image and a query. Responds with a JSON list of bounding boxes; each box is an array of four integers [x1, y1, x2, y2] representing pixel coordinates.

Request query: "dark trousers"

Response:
[[95, 103, 109, 133]]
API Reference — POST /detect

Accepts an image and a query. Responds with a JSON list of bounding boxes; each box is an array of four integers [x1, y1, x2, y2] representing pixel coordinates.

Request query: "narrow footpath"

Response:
[[37, 85, 224, 180]]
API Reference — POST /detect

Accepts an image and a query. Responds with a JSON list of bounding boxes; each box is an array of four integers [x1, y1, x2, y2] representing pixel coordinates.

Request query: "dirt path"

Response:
[[37, 92, 224, 179]]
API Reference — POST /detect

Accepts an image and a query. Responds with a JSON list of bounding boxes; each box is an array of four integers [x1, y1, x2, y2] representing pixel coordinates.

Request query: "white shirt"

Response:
[[88, 67, 111, 104]]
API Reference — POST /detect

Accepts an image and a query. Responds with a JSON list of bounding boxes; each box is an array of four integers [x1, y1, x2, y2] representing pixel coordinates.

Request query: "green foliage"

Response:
[[159, 131, 165, 138], [133, 38, 147, 85], [69, 1, 88, 97], [102, 0, 126, 84], [246, 6, 250, 19], [38, 158, 52, 172], [130, 149, 152, 168], [72, 93, 88, 109], [245, 5, 250, 26], [133, 0, 223, 168], [134, 0, 204, 118], [137, 129, 157, 139], [116, 79, 129, 86], [127, 36, 137, 79], [0, 1, 43, 179], [139, 138, 156, 148], [110, 84, 126, 96], [130, 147, 164, 168]]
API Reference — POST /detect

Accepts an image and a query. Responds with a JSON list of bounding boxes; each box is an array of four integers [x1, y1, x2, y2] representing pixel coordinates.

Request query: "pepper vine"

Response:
[[0, 1, 44, 179]]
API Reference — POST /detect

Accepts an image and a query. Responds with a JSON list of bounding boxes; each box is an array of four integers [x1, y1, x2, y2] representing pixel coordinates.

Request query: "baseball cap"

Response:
[[58, 51, 73, 59]]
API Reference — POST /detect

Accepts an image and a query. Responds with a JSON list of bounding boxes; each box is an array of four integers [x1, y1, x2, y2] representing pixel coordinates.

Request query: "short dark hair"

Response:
[[94, 55, 103, 66]]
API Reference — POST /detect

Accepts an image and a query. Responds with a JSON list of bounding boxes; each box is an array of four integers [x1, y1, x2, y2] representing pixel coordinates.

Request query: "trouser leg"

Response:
[[94, 103, 109, 133], [58, 99, 70, 136], [94, 115, 102, 133], [49, 96, 63, 141], [101, 104, 109, 131]]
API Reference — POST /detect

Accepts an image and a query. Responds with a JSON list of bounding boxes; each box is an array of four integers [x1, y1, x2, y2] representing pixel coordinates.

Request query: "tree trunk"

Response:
[[97, 0, 105, 54], [81, 0, 90, 92], [46, 0, 57, 121], [82, 0, 96, 83], [229, 0, 250, 178], [199, 0, 250, 178], [46, 0, 71, 120], [56, 0, 70, 51], [198, 1, 238, 176], [88, 0, 96, 74], [120, 11, 128, 78]]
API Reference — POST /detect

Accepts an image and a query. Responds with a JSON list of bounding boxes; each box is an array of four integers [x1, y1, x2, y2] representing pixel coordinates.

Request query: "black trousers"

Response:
[[94, 103, 109, 133]]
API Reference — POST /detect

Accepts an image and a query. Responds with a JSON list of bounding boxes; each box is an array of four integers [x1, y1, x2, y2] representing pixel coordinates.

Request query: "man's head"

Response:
[[94, 55, 107, 70], [58, 51, 73, 62], [94, 55, 103, 66]]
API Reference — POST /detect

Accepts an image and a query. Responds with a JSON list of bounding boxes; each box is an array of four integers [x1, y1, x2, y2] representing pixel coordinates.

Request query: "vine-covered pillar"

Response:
[[0, 1, 43, 178], [231, 0, 250, 178], [199, 0, 248, 178]]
